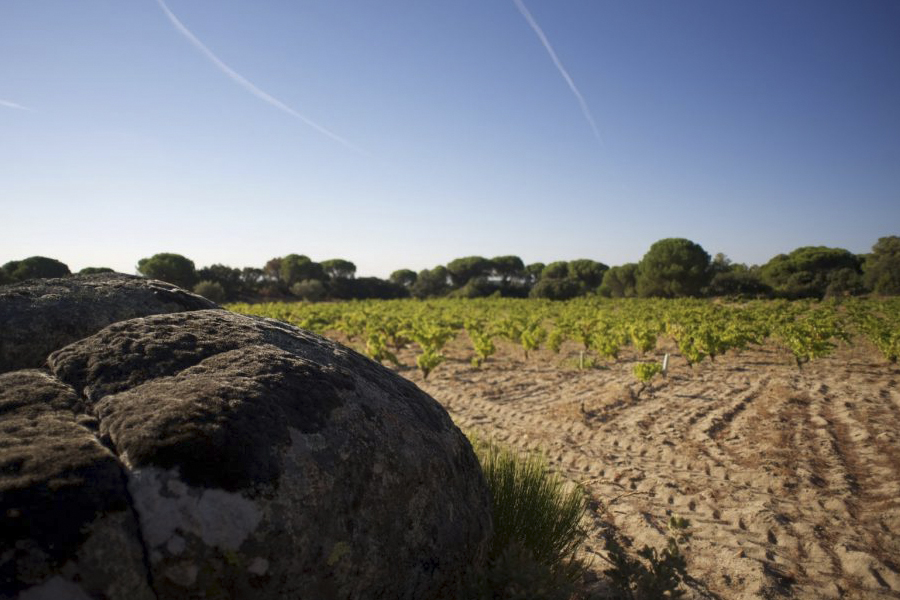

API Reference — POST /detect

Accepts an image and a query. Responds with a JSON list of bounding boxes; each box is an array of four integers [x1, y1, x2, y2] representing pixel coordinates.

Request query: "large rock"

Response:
[[0, 273, 217, 374], [1, 309, 492, 600]]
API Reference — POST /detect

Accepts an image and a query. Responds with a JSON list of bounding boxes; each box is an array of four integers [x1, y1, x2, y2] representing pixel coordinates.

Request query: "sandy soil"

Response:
[[341, 332, 900, 599]]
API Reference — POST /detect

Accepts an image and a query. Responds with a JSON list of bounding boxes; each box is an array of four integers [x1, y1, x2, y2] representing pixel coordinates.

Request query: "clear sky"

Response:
[[2, 0, 898, 278]]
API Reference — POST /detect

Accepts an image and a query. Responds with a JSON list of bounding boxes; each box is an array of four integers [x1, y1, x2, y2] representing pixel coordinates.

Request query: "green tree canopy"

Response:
[[389, 269, 418, 288], [280, 254, 326, 285], [636, 238, 711, 298], [598, 263, 638, 298], [490, 255, 525, 282], [197, 264, 244, 300], [567, 259, 608, 288], [263, 257, 282, 282], [320, 258, 356, 280], [524, 263, 545, 285], [193, 280, 226, 303], [541, 261, 569, 280], [78, 267, 115, 275], [446, 256, 494, 287], [529, 277, 582, 300], [2, 256, 71, 283], [290, 279, 327, 301], [863, 236, 900, 295], [760, 246, 862, 298], [137, 253, 197, 289], [411, 266, 450, 298]]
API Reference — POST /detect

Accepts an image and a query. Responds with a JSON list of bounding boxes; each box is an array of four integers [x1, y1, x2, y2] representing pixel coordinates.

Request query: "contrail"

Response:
[[512, 0, 601, 144], [154, 0, 366, 154], [0, 99, 33, 111]]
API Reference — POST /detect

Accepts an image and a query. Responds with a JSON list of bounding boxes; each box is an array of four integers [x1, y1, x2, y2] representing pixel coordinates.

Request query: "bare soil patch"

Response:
[[346, 333, 900, 599]]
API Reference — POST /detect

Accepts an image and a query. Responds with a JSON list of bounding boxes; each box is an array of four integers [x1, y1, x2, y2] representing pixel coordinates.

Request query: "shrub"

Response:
[[280, 254, 325, 286], [193, 280, 226, 303], [599, 263, 638, 298], [411, 266, 450, 298], [863, 236, 900, 295], [320, 258, 356, 280], [389, 268, 418, 288], [636, 238, 711, 298], [290, 279, 327, 301], [706, 270, 771, 298], [78, 267, 115, 275], [530, 277, 582, 300], [760, 246, 862, 298], [136, 253, 197, 289], [447, 256, 494, 288], [567, 259, 608, 288], [468, 436, 588, 593], [2, 256, 71, 282]]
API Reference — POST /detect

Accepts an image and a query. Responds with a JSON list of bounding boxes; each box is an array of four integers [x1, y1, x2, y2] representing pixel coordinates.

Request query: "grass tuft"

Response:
[[467, 435, 589, 597]]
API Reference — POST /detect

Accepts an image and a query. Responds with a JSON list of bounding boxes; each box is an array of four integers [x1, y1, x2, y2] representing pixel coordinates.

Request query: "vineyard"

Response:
[[228, 297, 900, 378], [229, 297, 900, 599]]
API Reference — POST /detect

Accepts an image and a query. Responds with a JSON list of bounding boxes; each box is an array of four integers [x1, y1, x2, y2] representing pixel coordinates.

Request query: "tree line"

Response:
[[2, 236, 898, 302]]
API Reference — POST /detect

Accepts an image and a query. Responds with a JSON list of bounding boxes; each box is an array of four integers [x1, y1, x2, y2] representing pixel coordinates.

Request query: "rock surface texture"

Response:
[[0, 273, 218, 374], [1, 287, 491, 600]]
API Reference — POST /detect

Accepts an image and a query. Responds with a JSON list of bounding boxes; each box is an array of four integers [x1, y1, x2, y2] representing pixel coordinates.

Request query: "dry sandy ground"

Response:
[[339, 332, 900, 599]]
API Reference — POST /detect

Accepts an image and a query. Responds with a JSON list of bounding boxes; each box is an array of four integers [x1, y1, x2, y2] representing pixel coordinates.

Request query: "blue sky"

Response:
[[2, 0, 898, 278]]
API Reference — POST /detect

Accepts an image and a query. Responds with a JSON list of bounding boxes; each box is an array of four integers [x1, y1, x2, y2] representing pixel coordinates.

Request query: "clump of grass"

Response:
[[467, 435, 588, 598]]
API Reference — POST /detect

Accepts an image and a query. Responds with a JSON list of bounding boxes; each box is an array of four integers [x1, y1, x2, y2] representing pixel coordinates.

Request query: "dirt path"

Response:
[[374, 334, 900, 599]]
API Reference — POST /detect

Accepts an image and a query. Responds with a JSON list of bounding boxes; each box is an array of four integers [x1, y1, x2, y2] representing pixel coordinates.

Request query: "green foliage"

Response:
[[761, 246, 862, 299], [599, 263, 638, 298], [633, 362, 662, 384], [464, 542, 580, 600], [863, 236, 900, 295], [850, 299, 900, 363], [636, 238, 711, 298], [136, 253, 196, 289], [519, 319, 547, 359], [193, 280, 226, 303], [466, 321, 497, 367], [491, 255, 526, 283], [407, 320, 455, 378], [774, 307, 848, 368], [197, 264, 244, 300], [603, 516, 692, 599], [567, 259, 608, 288], [229, 295, 888, 377], [541, 261, 570, 280], [365, 332, 399, 366], [469, 437, 588, 593], [290, 279, 327, 301], [450, 277, 499, 298], [416, 347, 444, 379], [78, 266, 115, 275], [411, 266, 450, 298], [629, 325, 658, 355], [591, 322, 623, 361], [525, 262, 546, 285], [547, 328, 566, 354], [530, 278, 582, 300], [280, 254, 325, 285], [447, 256, 494, 287], [320, 258, 356, 280], [389, 268, 418, 288], [707, 270, 771, 298], [2, 256, 71, 283]]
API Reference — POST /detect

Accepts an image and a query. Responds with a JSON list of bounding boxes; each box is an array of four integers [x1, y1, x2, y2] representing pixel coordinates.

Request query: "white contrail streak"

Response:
[[155, 0, 365, 154], [512, 0, 601, 144], [0, 99, 33, 111]]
